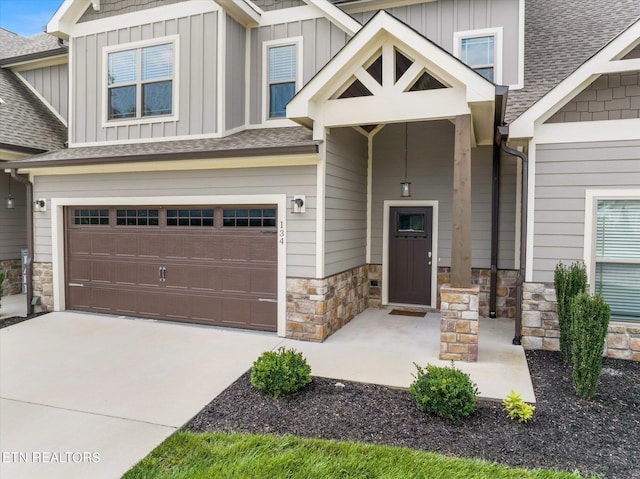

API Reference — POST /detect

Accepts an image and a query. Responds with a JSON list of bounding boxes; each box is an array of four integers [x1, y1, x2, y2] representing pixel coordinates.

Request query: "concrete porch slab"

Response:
[[0, 294, 28, 319], [283, 308, 536, 403]]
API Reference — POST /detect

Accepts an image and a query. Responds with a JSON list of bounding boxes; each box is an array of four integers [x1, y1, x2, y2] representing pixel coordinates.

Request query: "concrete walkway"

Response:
[[0, 293, 28, 319], [0, 307, 534, 479]]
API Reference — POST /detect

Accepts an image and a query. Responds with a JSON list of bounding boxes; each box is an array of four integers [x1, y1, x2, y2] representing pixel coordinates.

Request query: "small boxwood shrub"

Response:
[[554, 261, 587, 362], [250, 347, 312, 398], [502, 390, 535, 423], [571, 292, 610, 399], [409, 362, 478, 420]]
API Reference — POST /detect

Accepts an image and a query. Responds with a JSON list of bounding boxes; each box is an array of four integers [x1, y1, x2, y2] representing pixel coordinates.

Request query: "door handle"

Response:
[[159, 266, 163, 281], [162, 266, 166, 281]]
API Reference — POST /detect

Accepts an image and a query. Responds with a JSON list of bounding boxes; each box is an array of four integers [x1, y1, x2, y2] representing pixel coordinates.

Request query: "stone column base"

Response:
[[439, 284, 479, 362]]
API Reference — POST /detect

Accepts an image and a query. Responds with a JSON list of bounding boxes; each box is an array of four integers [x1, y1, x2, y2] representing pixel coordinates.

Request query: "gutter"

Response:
[[9, 169, 34, 316], [496, 125, 528, 345]]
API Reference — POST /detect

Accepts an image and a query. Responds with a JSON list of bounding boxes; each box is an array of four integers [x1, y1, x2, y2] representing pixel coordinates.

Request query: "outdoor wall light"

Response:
[[6, 193, 15, 209], [291, 196, 305, 214], [400, 181, 411, 197], [34, 199, 46, 211]]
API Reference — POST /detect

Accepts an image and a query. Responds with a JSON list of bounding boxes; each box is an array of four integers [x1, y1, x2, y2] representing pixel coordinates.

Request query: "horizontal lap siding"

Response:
[[72, 11, 217, 144], [32, 166, 317, 277], [0, 174, 27, 260], [324, 128, 368, 276], [351, 0, 521, 86], [20, 64, 69, 123], [249, 19, 349, 125], [533, 140, 640, 282], [371, 121, 517, 270]]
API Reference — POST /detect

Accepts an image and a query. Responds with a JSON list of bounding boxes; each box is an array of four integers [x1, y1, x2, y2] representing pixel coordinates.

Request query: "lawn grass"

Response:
[[122, 431, 590, 479]]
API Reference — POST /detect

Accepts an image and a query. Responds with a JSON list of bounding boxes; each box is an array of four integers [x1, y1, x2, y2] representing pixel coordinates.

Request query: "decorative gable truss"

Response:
[[510, 18, 640, 143], [287, 11, 496, 144]]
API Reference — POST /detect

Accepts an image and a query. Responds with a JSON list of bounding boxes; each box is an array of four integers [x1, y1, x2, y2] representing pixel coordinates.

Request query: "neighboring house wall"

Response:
[[252, 0, 306, 11], [249, 18, 350, 125], [32, 166, 318, 277], [532, 139, 640, 283], [350, 0, 521, 86], [71, 10, 218, 144], [324, 127, 368, 276], [225, 15, 246, 131], [78, 0, 189, 22], [546, 72, 640, 123], [0, 173, 27, 261], [370, 120, 517, 269], [19, 64, 69, 123]]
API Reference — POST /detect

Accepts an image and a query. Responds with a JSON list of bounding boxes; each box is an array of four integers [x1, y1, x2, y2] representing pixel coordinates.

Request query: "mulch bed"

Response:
[[0, 313, 47, 329], [185, 350, 640, 479]]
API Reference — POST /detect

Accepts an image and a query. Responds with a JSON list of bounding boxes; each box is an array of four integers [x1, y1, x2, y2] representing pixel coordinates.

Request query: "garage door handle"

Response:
[[159, 266, 166, 282], [259, 298, 277, 303], [68, 283, 84, 287]]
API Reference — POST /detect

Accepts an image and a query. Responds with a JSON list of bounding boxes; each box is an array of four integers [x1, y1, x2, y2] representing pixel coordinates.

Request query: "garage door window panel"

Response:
[[116, 209, 159, 226], [73, 209, 109, 225], [167, 209, 214, 227], [223, 208, 276, 227]]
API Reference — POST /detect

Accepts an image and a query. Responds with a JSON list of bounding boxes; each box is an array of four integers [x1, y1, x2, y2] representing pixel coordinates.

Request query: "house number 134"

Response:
[[279, 221, 285, 244]]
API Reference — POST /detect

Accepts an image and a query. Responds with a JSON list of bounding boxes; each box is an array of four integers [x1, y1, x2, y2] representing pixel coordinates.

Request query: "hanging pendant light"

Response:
[[6, 175, 15, 209], [400, 122, 411, 197]]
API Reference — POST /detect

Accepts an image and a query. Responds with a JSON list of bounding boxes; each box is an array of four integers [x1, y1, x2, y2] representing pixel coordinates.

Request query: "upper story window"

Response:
[[263, 38, 302, 122], [454, 28, 502, 83], [105, 37, 177, 122]]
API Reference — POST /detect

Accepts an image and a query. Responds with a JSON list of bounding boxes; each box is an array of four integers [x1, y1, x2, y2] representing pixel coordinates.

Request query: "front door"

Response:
[[388, 206, 433, 305]]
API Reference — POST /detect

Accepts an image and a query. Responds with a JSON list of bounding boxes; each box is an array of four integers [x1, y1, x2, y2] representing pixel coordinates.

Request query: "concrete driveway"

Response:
[[0, 312, 284, 479]]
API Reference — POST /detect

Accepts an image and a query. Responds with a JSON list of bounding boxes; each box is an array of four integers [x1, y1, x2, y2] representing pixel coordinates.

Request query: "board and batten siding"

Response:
[[19, 64, 69, 123], [249, 18, 350, 125], [32, 166, 317, 277], [71, 11, 218, 144], [370, 121, 517, 269], [0, 174, 27, 260], [78, 0, 189, 23], [225, 15, 246, 131], [324, 127, 368, 276], [533, 140, 640, 283], [351, 0, 521, 86]]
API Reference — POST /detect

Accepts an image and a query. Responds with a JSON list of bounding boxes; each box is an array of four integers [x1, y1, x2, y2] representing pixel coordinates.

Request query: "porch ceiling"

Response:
[[287, 10, 496, 145]]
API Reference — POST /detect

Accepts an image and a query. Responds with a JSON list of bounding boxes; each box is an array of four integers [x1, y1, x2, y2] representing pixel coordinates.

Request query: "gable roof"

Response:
[[505, 0, 640, 123], [0, 28, 65, 65]]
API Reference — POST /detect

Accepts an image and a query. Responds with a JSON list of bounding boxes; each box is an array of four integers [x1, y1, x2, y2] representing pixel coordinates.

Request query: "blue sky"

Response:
[[0, 0, 62, 37]]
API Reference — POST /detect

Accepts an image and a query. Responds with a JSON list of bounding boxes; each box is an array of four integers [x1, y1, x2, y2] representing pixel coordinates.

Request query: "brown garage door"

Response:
[[65, 206, 277, 331]]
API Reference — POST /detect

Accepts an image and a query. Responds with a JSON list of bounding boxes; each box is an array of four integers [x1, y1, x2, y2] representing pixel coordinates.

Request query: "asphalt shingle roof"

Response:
[[0, 28, 63, 61], [506, 0, 640, 122], [3, 127, 318, 168]]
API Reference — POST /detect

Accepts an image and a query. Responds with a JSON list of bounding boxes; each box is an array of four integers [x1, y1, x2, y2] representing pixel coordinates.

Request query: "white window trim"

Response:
[[261, 36, 303, 127], [101, 35, 180, 128], [583, 189, 640, 293], [453, 27, 503, 85]]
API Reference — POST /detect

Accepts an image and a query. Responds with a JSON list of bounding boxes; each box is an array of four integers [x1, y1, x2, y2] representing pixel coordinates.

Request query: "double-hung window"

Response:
[[107, 39, 175, 121], [266, 41, 299, 119], [454, 29, 502, 83], [594, 199, 640, 320]]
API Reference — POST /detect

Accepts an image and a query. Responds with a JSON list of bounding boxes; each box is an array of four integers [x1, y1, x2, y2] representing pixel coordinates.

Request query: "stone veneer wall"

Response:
[[1, 259, 22, 296], [439, 284, 479, 362], [32, 262, 53, 311], [286, 265, 369, 341], [522, 282, 640, 361]]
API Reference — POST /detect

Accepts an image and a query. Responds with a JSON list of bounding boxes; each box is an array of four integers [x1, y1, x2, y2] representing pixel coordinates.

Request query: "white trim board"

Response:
[[381, 200, 439, 309], [535, 119, 640, 144], [50, 194, 288, 337]]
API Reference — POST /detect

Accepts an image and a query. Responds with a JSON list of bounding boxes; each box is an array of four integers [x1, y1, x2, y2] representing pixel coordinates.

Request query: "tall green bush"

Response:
[[554, 261, 587, 362], [570, 292, 610, 399]]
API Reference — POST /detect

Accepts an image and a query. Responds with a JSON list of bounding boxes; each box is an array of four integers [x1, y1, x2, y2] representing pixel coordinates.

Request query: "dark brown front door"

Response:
[[64, 206, 277, 331], [388, 206, 433, 305]]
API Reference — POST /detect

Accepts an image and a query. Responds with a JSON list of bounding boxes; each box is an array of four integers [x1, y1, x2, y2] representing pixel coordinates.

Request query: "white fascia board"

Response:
[[216, 0, 261, 27], [261, 5, 325, 25], [7, 55, 68, 72], [510, 18, 640, 139], [47, 0, 90, 39], [594, 58, 640, 74], [69, 1, 221, 37], [341, 0, 436, 14], [304, 0, 361, 36], [535, 118, 640, 145]]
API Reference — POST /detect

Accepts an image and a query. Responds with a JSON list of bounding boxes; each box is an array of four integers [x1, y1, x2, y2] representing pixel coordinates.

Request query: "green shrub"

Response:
[[409, 362, 478, 420], [554, 261, 587, 362], [502, 390, 535, 423], [571, 292, 610, 399], [250, 347, 312, 398]]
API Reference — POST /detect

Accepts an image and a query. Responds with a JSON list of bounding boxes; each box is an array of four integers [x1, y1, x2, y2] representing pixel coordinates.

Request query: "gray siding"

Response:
[[546, 72, 640, 123], [249, 19, 350, 125], [71, 11, 218, 144], [225, 15, 246, 131], [371, 121, 517, 269], [0, 173, 27, 260], [351, 0, 521, 86], [324, 127, 368, 276], [78, 0, 189, 22], [533, 140, 640, 282], [20, 64, 69, 123], [32, 166, 318, 277]]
